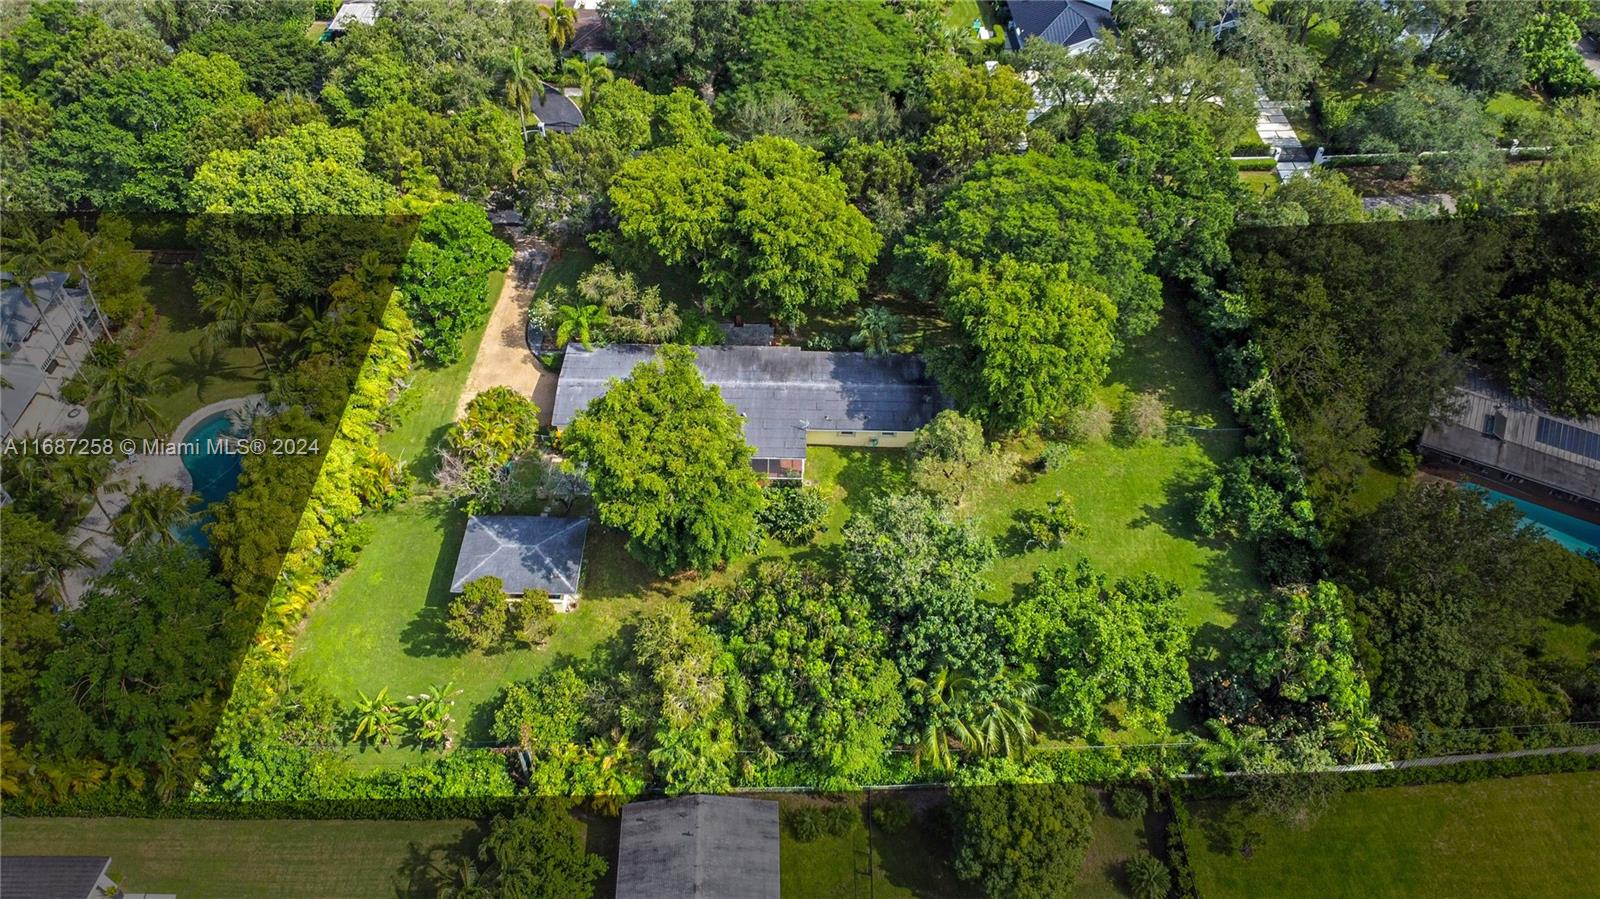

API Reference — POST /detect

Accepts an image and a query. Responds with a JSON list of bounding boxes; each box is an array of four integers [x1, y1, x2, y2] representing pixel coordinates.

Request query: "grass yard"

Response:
[[942, 0, 989, 34], [1182, 773, 1600, 899], [1238, 169, 1278, 195], [1074, 791, 1169, 899], [0, 817, 479, 898], [89, 263, 268, 439], [969, 304, 1260, 631], [778, 793, 968, 898]]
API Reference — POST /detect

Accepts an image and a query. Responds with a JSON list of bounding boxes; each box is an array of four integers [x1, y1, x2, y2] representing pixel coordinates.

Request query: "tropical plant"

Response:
[[111, 481, 198, 548], [44, 219, 110, 334], [1126, 852, 1172, 899], [852, 305, 901, 356], [405, 683, 463, 750], [554, 302, 608, 349], [1327, 712, 1385, 764], [202, 279, 282, 367], [538, 0, 578, 52], [561, 56, 613, 113], [1017, 491, 1086, 549], [352, 687, 401, 746], [84, 355, 174, 436], [504, 45, 537, 135]]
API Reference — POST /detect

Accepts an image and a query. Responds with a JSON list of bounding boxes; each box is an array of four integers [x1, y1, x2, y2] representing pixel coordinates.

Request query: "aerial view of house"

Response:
[[2, 1, 1598, 896]]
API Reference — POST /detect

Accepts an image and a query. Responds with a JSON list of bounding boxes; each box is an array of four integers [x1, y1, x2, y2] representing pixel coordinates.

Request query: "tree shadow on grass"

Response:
[[834, 447, 911, 505], [400, 503, 470, 659]]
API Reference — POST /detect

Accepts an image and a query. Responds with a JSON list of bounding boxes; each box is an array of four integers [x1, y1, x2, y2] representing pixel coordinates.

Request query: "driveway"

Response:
[[457, 237, 556, 426]]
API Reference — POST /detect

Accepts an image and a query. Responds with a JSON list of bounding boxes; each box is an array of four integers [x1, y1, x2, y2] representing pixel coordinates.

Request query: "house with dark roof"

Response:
[[0, 856, 171, 899], [1420, 372, 1600, 504], [551, 345, 946, 480], [572, 7, 617, 63], [450, 515, 590, 610], [615, 795, 781, 899], [1005, 0, 1115, 53], [531, 83, 584, 135]]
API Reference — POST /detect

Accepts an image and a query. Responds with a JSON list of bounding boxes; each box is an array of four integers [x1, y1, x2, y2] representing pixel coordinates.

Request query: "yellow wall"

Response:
[[805, 429, 913, 449]]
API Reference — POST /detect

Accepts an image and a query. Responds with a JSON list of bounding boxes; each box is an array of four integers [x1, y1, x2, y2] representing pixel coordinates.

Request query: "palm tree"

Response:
[[0, 511, 88, 606], [504, 46, 538, 136], [111, 481, 198, 548], [405, 682, 461, 750], [203, 279, 281, 368], [587, 732, 639, 815], [909, 667, 972, 772], [1195, 719, 1270, 775], [538, 0, 578, 52], [84, 356, 173, 437], [44, 218, 110, 335], [561, 56, 612, 113], [554, 302, 607, 349], [1327, 712, 1384, 764], [852, 305, 901, 357], [49, 451, 117, 528], [1, 229, 70, 353], [961, 670, 1048, 761]]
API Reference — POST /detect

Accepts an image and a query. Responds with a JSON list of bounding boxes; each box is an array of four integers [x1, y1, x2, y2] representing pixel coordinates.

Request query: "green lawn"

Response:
[[1074, 792, 1167, 899], [779, 793, 968, 899], [942, 0, 987, 33], [1183, 773, 1600, 898], [0, 817, 479, 898], [968, 304, 1259, 631], [89, 263, 268, 439], [1238, 169, 1278, 195]]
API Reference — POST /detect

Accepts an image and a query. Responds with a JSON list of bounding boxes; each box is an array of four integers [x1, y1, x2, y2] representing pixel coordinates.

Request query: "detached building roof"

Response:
[[615, 795, 781, 899], [327, 0, 378, 32], [531, 83, 584, 133], [1006, 0, 1115, 50], [0, 856, 111, 899], [450, 515, 589, 596], [552, 345, 945, 460]]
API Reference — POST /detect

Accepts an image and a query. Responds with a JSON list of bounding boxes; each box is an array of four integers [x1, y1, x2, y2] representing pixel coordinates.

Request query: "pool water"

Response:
[[176, 412, 245, 549], [1466, 484, 1600, 556]]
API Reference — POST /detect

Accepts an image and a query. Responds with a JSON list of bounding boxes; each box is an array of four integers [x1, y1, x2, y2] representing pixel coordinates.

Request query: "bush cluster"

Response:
[[784, 803, 858, 842], [756, 483, 831, 544]]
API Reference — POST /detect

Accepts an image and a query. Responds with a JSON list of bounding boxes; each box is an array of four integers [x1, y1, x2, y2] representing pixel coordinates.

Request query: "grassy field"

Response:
[[91, 263, 268, 439], [0, 817, 480, 898], [778, 793, 969, 899], [1183, 773, 1600, 898], [968, 304, 1259, 631]]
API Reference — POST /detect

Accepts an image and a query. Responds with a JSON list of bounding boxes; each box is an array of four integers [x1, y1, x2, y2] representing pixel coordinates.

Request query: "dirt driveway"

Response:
[[457, 240, 556, 425]]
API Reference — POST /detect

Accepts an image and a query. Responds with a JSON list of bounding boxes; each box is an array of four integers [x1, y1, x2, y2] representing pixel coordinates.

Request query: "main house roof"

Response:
[[450, 515, 589, 596], [615, 795, 781, 899], [1007, 0, 1114, 50], [551, 344, 945, 460]]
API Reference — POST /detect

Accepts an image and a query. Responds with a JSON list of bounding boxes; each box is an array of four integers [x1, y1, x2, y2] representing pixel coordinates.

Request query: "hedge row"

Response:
[[1233, 156, 1278, 171]]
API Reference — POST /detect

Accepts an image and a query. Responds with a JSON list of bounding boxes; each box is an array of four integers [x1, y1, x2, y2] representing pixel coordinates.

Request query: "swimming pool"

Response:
[[176, 411, 245, 548], [1465, 484, 1600, 556]]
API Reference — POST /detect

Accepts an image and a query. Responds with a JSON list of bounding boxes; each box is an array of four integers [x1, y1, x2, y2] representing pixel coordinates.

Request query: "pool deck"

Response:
[[62, 394, 264, 606]]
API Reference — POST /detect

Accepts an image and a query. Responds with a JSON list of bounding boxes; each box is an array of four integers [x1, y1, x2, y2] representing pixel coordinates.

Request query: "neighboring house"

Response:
[[1420, 372, 1600, 503], [1005, 0, 1115, 53], [321, 0, 377, 39], [0, 855, 173, 899], [449, 514, 590, 611], [571, 7, 617, 63], [551, 344, 946, 480], [1, 271, 101, 440], [530, 83, 584, 135], [615, 795, 781, 899]]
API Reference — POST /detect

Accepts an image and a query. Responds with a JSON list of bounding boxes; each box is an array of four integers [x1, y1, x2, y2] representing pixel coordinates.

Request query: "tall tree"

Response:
[[561, 345, 761, 574], [111, 482, 198, 549]]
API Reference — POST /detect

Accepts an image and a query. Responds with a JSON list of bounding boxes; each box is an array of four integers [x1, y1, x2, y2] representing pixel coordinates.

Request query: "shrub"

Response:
[[1017, 491, 1085, 549], [1039, 442, 1075, 472], [757, 483, 830, 544], [1115, 391, 1167, 443], [1110, 785, 1149, 819], [784, 803, 857, 842], [1126, 852, 1172, 899], [909, 409, 1011, 505], [670, 308, 725, 345], [446, 576, 510, 652], [952, 782, 1094, 899], [322, 519, 373, 577], [1233, 157, 1278, 171], [509, 596, 555, 649], [871, 797, 913, 832], [1050, 400, 1113, 445]]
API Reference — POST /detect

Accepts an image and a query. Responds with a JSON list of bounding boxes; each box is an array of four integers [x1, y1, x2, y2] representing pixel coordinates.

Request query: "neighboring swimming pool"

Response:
[[176, 410, 245, 549], [1465, 484, 1600, 556]]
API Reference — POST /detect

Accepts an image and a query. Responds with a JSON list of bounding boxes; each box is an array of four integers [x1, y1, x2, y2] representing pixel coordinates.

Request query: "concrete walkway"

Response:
[[1256, 92, 1312, 182], [457, 234, 557, 427]]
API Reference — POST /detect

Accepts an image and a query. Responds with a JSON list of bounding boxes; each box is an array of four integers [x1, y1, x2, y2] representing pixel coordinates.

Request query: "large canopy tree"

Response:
[[561, 345, 762, 574], [610, 136, 880, 327]]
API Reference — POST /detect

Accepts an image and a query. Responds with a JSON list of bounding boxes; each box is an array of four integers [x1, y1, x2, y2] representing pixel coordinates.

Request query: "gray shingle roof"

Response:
[[531, 84, 584, 133], [1008, 0, 1113, 49], [0, 856, 111, 899], [450, 515, 589, 596], [552, 345, 945, 460], [616, 795, 781, 899]]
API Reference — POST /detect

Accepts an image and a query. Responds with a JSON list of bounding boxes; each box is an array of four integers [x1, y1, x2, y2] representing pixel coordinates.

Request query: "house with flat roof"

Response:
[[2, 270, 102, 439], [551, 344, 946, 479], [1420, 372, 1600, 502], [450, 515, 589, 610], [615, 795, 781, 899]]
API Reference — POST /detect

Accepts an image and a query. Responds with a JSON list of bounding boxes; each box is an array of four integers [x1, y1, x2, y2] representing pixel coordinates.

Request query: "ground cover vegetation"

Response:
[[3, 10, 1598, 888]]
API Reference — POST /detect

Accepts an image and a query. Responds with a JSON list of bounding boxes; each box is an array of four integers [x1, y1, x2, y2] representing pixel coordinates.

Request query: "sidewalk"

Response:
[[1256, 92, 1312, 182]]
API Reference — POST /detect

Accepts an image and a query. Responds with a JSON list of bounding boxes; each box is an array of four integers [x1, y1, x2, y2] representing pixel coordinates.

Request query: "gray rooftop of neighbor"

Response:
[[552, 345, 945, 460], [328, 1, 378, 30], [1008, 0, 1114, 49], [615, 795, 781, 899], [450, 515, 589, 595], [531, 83, 584, 132], [0, 856, 111, 899]]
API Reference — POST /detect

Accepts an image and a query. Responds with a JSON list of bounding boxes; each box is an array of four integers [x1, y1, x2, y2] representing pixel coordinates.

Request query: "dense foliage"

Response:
[[951, 781, 1095, 899], [397, 202, 512, 362]]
